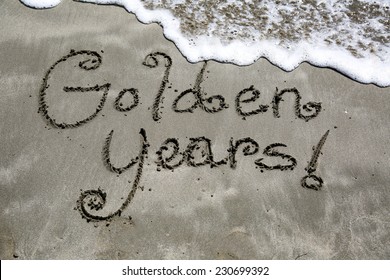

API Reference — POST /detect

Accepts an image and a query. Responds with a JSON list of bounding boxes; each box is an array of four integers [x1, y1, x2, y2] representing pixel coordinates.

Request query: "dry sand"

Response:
[[0, 1, 389, 259]]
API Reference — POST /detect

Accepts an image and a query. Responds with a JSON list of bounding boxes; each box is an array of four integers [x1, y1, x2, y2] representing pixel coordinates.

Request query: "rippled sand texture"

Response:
[[142, 0, 389, 58], [0, 1, 390, 259]]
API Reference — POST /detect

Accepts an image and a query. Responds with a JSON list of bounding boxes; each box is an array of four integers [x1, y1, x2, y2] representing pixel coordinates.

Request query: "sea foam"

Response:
[[20, 0, 390, 87], [20, 0, 62, 8]]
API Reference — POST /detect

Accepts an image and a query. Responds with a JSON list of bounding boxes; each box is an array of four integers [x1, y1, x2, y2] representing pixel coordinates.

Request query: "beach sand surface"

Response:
[[0, 1, 389, 259]]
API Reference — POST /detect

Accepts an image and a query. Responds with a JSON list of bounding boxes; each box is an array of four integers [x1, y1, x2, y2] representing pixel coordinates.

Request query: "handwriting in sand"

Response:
[[38, 50, 329, 223]]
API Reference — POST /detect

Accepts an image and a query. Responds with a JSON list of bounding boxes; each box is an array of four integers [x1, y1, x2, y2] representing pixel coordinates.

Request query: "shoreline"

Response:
[[19, 0, 390, 87]]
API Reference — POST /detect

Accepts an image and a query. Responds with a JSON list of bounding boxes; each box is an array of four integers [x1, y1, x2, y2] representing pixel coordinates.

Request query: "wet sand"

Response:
[[0, 1, 389, 259]]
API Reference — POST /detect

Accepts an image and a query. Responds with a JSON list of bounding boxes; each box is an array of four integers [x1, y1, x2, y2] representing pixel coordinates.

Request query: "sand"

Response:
[[0, 0, 389, 259]]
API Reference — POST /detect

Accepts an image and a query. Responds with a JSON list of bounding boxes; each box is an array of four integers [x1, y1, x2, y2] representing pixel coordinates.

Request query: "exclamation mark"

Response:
[[301, 130, 330, 191]]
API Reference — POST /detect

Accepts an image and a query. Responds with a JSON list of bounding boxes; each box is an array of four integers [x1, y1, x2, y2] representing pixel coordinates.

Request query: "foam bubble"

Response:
[[20, 0, 390, 87]]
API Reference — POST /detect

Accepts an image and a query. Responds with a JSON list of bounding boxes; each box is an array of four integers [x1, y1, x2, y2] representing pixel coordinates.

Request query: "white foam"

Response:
[[21, 0, 61, 8], [20, 0, 390, 87]]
